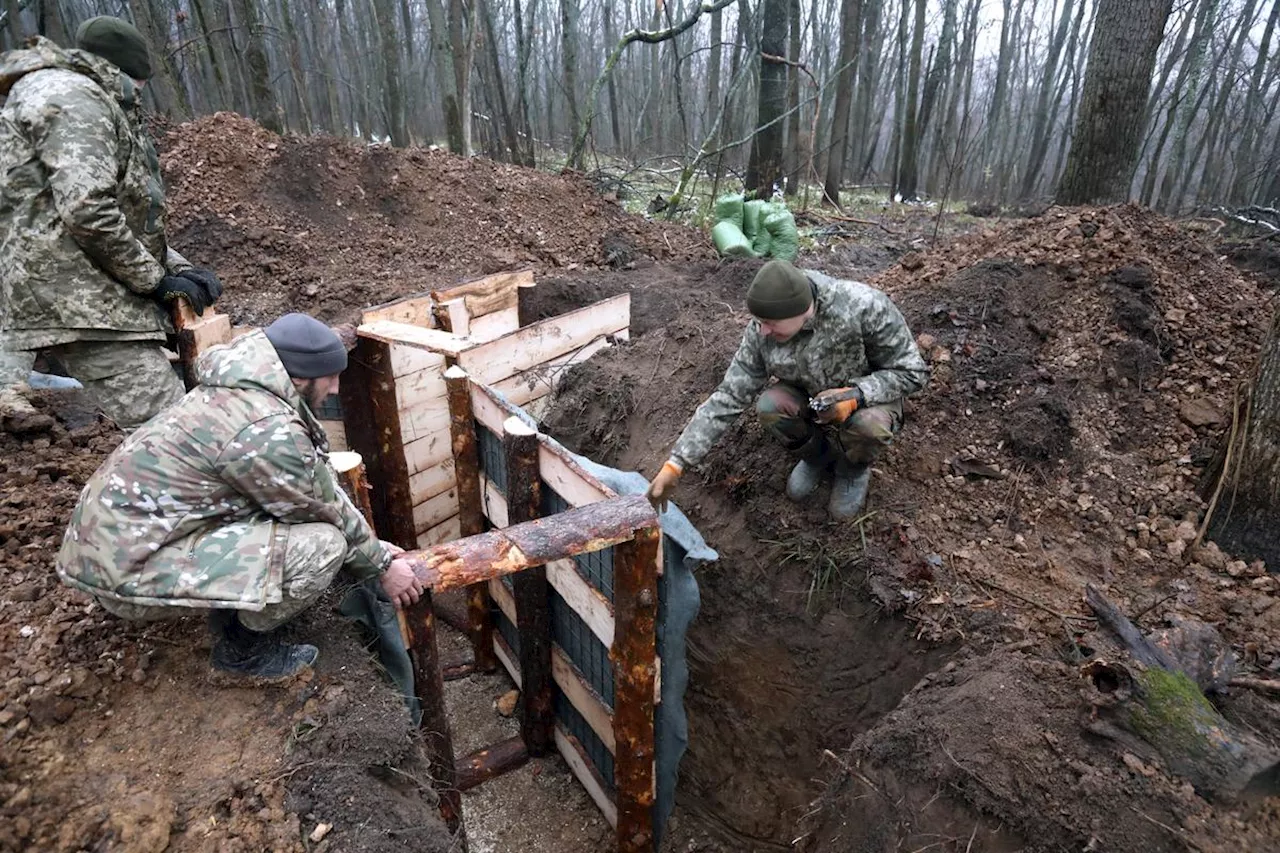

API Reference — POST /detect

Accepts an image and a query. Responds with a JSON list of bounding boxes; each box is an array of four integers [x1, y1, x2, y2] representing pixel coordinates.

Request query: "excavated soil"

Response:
[[541, 205, 1280, 851], [159, 113, 710, 327]]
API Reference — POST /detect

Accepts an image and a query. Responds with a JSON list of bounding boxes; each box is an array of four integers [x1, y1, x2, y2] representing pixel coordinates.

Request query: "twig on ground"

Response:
[[1230, 676, 1280, 694]]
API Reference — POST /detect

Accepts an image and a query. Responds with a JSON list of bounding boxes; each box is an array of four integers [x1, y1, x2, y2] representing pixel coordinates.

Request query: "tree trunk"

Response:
[[371, 0, 409, 145], [425, 0, 466, 152], [129, 0, 190, 117], [917, 0, 956, 196], [278, 0, 315, 134], [782, 0, 803, 196], [1018, 0, 1075, 199], [822, 0, 861, 206], [603, 0, 624, 150], [231, 0, 281, 133], [894, 0, 926, 200], [514, 0, 538, 165], [1056, 0, 1173, 205], [1153, 0, 1224, 211], [979, 0, 1014, 199], [561, 0, 581, 156], [479, 0, 523, 162], [745, 0, 789, 196], [1231, 0, 1280, 204]]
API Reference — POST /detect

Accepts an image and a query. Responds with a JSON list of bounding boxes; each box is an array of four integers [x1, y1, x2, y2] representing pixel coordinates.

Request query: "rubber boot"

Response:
[[209, 610, 318, 679], [829, 459, 871, 520], [786, 434, 836, 502]]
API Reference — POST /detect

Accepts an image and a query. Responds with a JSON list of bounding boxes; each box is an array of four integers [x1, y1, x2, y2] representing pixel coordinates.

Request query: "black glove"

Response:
[[156, 275, 212, 316], [178, 268, 223, 303]]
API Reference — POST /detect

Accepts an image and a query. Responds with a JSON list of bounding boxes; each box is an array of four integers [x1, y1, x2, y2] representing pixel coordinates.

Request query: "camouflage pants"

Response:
[[756, 382, 903, 466], [0, 340, 183, 429], [98, 522, 349, 631]]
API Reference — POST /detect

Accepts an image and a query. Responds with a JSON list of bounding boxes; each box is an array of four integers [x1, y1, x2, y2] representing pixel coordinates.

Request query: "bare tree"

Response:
[[821, 0, 861, 205], [1057, 0, 1174, 205]]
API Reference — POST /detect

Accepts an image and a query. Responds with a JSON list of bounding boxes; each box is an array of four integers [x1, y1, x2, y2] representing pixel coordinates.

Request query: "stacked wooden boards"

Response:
[[353, 269, 632, 550]]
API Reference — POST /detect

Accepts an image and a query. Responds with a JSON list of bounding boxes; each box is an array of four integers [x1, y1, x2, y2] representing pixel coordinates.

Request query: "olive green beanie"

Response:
[[76, 16, 153, 81], [746, 260, 813, 320]]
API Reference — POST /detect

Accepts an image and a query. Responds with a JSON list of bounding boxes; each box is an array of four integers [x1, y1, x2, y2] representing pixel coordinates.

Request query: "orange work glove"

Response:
[[646, 460, 683, 512], [811, 386, 865, 424]]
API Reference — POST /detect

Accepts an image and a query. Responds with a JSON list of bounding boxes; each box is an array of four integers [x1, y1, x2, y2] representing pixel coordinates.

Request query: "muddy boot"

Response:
[[786, 434, 835, 502], [829, 460, 871, 520], [209, 610, 318, 679]]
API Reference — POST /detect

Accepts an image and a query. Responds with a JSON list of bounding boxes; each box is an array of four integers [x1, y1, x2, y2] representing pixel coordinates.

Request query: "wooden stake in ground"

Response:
[[504, 416, 555, 757], [445, 366, 498, 672]]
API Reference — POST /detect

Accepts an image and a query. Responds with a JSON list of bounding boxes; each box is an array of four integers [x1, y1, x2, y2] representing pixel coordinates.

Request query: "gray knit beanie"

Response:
[[265, 313, 348, 379], [746, 260, 814, 320]]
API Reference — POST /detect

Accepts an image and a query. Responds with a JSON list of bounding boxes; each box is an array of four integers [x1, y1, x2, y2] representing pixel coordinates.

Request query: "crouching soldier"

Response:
[[647, 260, 929, 519], [56, 314, 422, 679]]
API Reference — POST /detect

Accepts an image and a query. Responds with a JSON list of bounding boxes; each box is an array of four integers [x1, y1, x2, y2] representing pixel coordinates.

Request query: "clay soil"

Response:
[[5, 112, 1280, 853]]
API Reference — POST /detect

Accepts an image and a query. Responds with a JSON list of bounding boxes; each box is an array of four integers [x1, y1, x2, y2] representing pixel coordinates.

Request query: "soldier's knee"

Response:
[[756, 384, 807, 419], [842, 406, 899, 445]]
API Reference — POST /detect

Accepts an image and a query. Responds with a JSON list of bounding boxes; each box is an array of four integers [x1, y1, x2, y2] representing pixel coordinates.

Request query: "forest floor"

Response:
[[2, 113, 1279, 852]]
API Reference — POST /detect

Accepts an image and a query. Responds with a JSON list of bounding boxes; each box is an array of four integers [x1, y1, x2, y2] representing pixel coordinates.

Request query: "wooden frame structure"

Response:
[[341, 271, 659, 851]]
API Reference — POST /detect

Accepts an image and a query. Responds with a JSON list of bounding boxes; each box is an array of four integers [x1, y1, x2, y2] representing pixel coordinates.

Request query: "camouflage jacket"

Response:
[[56, 332, 391, 610], [0, 38, 190, 351], [670, 269, 929, 469]]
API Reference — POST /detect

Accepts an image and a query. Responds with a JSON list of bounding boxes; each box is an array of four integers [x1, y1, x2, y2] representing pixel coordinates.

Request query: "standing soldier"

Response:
[[646, 260, 929, 519], [0, 17, 222, 429]]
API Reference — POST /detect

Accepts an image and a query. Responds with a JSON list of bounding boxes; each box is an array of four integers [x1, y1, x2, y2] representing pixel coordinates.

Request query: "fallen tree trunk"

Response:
[[1082, 585, 1280, 802]]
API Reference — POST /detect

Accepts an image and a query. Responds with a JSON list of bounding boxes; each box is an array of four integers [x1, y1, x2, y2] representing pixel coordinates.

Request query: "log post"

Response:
[[341, 336, 416, 549], [504, 416, 554, 757], [445, 366, 498, 672], [612, 525, 661, 853], [455, 735, 530, 791], [404, 593, 466, 840]]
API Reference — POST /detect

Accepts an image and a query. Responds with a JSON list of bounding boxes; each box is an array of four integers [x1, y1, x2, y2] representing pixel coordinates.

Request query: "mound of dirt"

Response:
[[0, 392, 449, 853], [159, 113, 711, 326], [538, 204, 1280, 850]]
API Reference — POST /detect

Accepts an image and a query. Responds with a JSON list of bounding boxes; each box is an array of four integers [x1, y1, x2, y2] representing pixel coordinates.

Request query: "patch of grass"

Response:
[[764, 516, 872, 615]]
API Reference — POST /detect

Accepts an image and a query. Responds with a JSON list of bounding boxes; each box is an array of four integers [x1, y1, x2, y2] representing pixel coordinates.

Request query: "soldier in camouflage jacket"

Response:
[[0, 20, 222, 429], [647, 260, 928, 519], [57, 315, 424, 679]]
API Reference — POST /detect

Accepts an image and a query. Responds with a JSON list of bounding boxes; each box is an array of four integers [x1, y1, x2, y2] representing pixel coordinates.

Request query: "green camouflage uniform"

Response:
[[56, 331, 391, 629], [670, 269, 929, 469], [0, 37, 186, 427]]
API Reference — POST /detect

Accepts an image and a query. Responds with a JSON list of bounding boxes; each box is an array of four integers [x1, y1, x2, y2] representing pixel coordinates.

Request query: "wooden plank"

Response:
[[436, 298, 471, 336], [358, 320, 472, 359], [539, 445, 615, 507], [340, 337, 416, 549], [413, 488, 459, 534], [319, 419, 347, 452], [390, 343, 448, 378], [470, 382, 511, 436], [492, 335, 612, 407], [398, 394, 451, 444], [417, 515, 460, 548], [362, 292, 437, 327], [489, 577, 516, 624], [553, 645, 616, 754], [397, 365, 449, 411], [404, 431, 454, 476], [469, 305, 520, 342], [613, 528, 661, 853], [457, 294, 630, 385], [432, 269, 534, 317], [556, 725, 618, 829], [494, 630, 520, 687], [409, 458, 457, 505]]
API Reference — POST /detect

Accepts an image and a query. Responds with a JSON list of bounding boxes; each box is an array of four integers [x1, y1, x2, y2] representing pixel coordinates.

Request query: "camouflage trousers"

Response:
[[756, 382, 903, 466], [98, 522, 349, 632], [0, 340, 184, 429]]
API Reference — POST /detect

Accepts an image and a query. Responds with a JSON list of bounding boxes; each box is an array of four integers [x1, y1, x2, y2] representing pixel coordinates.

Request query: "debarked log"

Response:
[[402, 495, 657, 593], [455, 735, 530, 791], [1083, 585, 1280, 802]]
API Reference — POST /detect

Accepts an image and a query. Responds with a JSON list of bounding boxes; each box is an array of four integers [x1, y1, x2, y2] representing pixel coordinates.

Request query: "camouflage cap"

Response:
[[265, 313, 348, 379], [746, 260, 814, 319], [75, 16, 152, 81]]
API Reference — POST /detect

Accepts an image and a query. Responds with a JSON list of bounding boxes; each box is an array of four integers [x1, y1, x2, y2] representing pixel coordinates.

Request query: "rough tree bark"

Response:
[[560, 0, 582, 150], [425, 0, 467, 152], [231, 0, 282, 133], [745, 0, 789, 196], [372, 0, 409, 145], [1056, 0, 1173, 205], [783, 0, 802, 196], [1019, 0, 1075, 199], [894, 0, 926, 200]]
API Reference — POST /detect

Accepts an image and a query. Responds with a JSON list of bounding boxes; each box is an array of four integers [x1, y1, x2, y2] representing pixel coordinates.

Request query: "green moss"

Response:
[[1128, 668, 1221, 753]]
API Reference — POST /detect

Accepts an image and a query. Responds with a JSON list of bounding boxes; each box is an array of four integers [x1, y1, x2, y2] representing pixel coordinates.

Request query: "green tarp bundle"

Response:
[[709, 194, 798, 261]]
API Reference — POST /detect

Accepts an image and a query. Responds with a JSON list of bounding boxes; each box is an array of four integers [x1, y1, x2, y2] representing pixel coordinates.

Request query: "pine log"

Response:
[[445, 366, 497, 672], [505, 417, 554, 756], [403, 594, 464, 833], [612, 527, 661, 853], [455, 735, 530, 791], [401, 495, 656, 593]]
